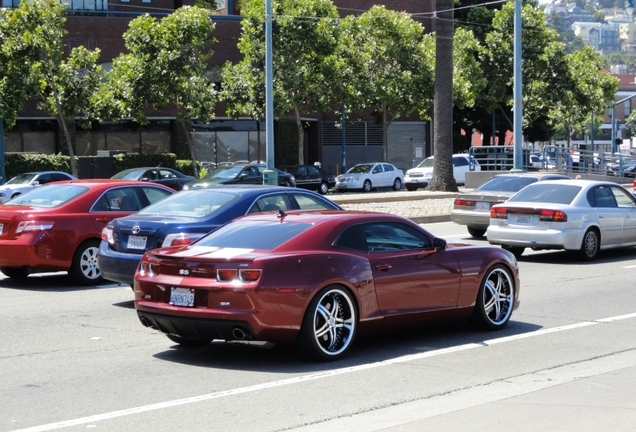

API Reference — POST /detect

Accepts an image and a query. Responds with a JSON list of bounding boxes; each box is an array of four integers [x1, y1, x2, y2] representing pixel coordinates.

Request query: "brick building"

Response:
[[7, 0, 435, 175]]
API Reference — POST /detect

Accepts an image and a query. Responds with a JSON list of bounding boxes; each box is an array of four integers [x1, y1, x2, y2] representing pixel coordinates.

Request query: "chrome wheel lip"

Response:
[[482, 267, 514, 326], [312, 288, 356, 356]]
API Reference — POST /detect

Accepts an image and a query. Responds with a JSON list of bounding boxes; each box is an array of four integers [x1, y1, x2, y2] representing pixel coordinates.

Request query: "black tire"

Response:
[[392, 178, 402, 191], [298, 285, 357, 361], [405, 184, 418, 191], [579, 228, 600, 261], [362, 180, 372, 193], [318, 182, 329, 195], [69, 240, 103, 285], [470, 264, 515, 330], [502, 244, 524, 258], [167, 334, 212, 347], [0, 267, 30, 279], [467, 227, 487, 238]]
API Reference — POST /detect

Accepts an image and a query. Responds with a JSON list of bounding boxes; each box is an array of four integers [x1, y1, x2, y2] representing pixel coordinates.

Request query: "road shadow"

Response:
[[0, 272, 124, 292], [518, 246, 636, 265], [151, 318, 541, 373]]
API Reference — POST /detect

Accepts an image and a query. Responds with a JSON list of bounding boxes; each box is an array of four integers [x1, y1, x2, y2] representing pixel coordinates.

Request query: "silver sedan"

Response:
[[451, 172, 570, 238], [486, 179, 636, 260]]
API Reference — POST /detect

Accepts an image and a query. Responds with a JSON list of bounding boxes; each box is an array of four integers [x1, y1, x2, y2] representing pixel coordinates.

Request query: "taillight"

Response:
[[16, 220, 54, 233], [138, 261, 158, 277], [162, 233, 206, 247], [454, 198, 475, 206], [101, 227, 115, 245], [490, 207, 508, 219], [216, 268, 262, 283], [539, 209, 567, 222]]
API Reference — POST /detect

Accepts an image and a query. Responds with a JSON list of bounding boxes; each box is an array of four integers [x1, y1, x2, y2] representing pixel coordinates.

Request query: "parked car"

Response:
[[281, 164, 335, 194], [487, 179, 636, 260], [0, 180, 174, 284], [98, 185, 341, 286], [335, 163, 403, 192], [134, 210, 520, 361], [451, 173, 571, 238], [0, 171, 77, 204], [111, 167, 195, 191], [404, 154, 481, 191], [185, 163, 295, 188]]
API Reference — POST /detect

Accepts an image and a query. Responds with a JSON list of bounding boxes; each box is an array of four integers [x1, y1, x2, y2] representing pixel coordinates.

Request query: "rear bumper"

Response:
[[450, 209, 490, 228], [97, 241, 141, 286]]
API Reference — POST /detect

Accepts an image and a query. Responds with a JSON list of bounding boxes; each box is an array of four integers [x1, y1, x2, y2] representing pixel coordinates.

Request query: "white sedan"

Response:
[[404, 153, 481, 191], [486, 179, 636, 260], [335, 162, 404, 192]]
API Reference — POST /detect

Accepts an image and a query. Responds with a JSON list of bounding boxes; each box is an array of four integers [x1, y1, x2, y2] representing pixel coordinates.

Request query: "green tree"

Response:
[[222, 0, 339, 164], [0, 0, 101, 177], [99, 6, 217, 178]]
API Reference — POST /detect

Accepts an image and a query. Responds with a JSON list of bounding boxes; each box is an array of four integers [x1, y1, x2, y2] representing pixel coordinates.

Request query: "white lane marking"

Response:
[[13, 312, 636, 432], [623, 265, 636, 268]]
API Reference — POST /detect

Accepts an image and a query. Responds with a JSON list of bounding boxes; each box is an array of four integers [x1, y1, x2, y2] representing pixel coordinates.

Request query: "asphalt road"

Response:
[[1, 221, 636, 432]]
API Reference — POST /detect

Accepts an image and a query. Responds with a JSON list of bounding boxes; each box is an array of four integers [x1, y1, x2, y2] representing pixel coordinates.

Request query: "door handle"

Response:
[[375, 263, 392, 271]]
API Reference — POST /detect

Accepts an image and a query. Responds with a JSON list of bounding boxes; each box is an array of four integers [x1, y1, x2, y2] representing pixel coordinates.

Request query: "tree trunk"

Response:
[[294, 105, 304, 165], [427, 0, 457, 192], [177, 118, 199, 179]]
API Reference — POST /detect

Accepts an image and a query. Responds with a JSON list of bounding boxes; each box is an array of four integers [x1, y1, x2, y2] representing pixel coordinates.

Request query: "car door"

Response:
[[293, 166, 310, 188], [590, 185, 623, 246], [155, 169, 181, 190], [304, 166, 323, 189], [609, 185, 636, 244], [371, 164, 388, 187], [453, 156, 470, 183], [363, 222, 461, 319]]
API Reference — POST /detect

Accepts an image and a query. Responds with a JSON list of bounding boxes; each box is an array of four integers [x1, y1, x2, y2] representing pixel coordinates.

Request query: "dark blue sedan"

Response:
[[97, 185, 342, 286]]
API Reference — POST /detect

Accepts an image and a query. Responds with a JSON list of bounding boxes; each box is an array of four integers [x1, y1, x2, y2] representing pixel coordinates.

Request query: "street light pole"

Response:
[[263, 0, 277, 185], [512, 0, 524, 172]]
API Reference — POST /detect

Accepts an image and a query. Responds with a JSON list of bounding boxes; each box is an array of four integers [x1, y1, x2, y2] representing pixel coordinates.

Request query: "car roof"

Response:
[[186, 184, 306, 193], [48, 179, 175, 189], [490, 173, 570, 180]]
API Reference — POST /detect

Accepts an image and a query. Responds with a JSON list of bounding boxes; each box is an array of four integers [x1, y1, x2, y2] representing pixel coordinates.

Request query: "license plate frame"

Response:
[[515, 214, 532, 225], [169, 287, 195, 307], [127, 235, 147, 250], [475, 202, 490, 211]]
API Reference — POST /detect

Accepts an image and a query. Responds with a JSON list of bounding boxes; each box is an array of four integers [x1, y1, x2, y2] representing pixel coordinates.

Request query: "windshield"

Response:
[[112, 170, 143, 180], [204, 166, 247, 180], [5, 173, 37, 185], [195, 220, 310, 250], [416, 158, 435, 168], [509, 184, 581, 205], [347, 164, 373, 174], [476, 177, 537, 193], [4, 185, 88, 207], [137, 190, 238, 217]]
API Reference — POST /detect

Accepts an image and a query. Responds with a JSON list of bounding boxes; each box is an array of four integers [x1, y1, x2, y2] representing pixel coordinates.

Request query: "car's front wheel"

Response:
[[502, 244, 524, 258], [470, 264, 515, 330], [405, 184, 418, 191], [579, 228, 600, 261], [69, 240, 103, 285], [298, 285, 357, 361], [318, 182, 329, 195]]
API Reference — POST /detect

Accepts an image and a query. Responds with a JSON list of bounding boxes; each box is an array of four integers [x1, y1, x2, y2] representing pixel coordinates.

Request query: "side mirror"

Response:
[[433, 238, 447, 250], [140, 178, 150, 182]]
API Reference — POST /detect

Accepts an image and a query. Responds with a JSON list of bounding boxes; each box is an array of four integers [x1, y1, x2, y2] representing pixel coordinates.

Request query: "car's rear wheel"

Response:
[[467, 227, 486, 238], [579, 228, 600, 261], [298, 285, 357, 361], [470, 264, 515, 330], [502, 244, 524, 258], [167, 334, 212, 347], [69, 240, 103, 285], [392, 178, 402, 191], [0, 267, 30, 279], [405, 184, 418, 191], [318, 182, 329, 195], [362, 180, 372, 193]]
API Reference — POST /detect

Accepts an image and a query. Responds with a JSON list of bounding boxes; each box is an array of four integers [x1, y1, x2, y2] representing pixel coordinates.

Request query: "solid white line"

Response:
[[12, 312, 636, 432]]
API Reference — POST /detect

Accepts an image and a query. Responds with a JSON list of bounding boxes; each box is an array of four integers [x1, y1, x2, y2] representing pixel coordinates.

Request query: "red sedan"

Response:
[[134, 211, 520, 361], [0, 179, 173, 284]]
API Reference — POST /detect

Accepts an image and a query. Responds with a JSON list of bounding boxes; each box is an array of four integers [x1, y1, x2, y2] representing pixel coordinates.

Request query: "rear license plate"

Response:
[[127, 235, 147, 250], [515, 215, 532, 225], [170, 287, 195, 307], [475, 202, 490, 211]]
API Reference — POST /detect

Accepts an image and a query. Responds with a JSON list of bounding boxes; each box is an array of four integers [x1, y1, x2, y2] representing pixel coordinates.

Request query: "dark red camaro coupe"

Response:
[[134, 211, 520, 361]]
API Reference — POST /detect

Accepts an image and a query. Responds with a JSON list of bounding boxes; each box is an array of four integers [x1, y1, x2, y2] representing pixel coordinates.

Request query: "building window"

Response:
[[1, 0, 19, 6]]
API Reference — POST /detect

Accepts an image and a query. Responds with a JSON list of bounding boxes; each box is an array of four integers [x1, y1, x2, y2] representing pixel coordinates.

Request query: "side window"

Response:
[[454, 157, 468, 167], [142, 170, 157, 180], [611, 187, 636, 208], [51, 173, 71, 181], [306, 166, 320, 176], [141, 186, 173, 204], [292, 193, 336, 210], [37, 174, 52, 184], [362, 222, 432, 252], [93, 187, 142, 212], [372, 165, 382, 174], [297, 166, 308, 176], [334, 226, 366, 252], [250, 194, 292, 213], [159, 169, 176, 179], [382, 164, 394, 172], [592, 186, 617, 208]]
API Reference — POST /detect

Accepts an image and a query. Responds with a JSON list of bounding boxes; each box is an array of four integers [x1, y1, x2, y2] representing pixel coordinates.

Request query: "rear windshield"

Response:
[[195, 220, 310, 250], [476, 176, 537, 193], [4, 185, 87, 207], [509, 184, 581, 205], [137, 190, 238, 217]]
